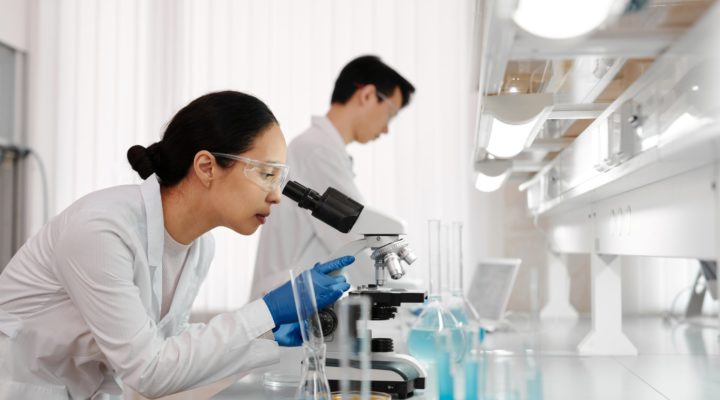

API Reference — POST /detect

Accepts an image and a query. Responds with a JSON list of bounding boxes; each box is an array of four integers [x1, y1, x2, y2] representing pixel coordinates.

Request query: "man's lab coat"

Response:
[[251, 116, 375, 298], [0, 175, 279, 400]]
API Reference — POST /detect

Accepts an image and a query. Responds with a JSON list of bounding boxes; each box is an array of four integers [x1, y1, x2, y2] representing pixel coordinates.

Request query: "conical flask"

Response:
[[290, 269, 332, 400], [407, 220, 466, 363], [297, 344, 331, 400]]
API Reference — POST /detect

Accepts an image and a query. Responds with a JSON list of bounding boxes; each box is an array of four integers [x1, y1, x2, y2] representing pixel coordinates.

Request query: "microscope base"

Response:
[[328, 378, 421, 399], [325, 356, 425, 399]]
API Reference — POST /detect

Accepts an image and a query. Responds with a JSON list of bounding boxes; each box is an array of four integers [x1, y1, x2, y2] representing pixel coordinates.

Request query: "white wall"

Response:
[[0, 0, 28, 51]]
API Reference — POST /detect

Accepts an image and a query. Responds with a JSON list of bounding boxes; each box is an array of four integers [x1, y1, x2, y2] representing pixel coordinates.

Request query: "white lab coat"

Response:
[[0, 175, 279, 400], [251, 116, 373, 299]]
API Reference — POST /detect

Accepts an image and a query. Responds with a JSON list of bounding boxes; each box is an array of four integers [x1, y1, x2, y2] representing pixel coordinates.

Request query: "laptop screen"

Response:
[[465, 258, 521, 329]]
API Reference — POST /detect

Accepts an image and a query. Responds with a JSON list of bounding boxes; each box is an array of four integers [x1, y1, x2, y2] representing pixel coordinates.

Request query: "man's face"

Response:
[[355, 86, 402, 144]]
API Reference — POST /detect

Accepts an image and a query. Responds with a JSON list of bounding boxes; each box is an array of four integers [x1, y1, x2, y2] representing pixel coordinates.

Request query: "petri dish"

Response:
[[262, 371, 300, 389]]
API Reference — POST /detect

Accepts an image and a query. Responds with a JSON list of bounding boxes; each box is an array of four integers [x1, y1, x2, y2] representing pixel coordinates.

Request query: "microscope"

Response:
[[283, 181, 427, 399]]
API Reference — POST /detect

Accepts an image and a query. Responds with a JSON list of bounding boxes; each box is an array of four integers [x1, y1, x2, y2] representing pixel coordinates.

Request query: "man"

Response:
[[251, 55, 415, 299]]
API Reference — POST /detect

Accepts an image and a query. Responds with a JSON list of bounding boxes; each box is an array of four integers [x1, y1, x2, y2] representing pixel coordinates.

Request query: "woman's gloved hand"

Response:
[[262, 256, 354, 327], [273, 322, 303, 347]]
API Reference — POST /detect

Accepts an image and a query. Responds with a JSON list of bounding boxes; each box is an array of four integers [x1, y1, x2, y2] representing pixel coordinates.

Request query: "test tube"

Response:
[[435, 329, 454, 400]]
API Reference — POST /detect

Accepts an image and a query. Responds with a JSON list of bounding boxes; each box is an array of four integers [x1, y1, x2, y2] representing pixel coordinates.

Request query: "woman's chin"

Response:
[[227, 222, 259, 236]]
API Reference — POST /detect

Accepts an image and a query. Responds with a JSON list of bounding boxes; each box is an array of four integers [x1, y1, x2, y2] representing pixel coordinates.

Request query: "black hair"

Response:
[[127, 91, 278, 186], [330, 55, 415, 108]]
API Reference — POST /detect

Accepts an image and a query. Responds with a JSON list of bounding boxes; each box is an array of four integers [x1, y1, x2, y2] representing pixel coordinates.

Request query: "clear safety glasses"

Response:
[[376, 90, 400, 122], [211, 152, 289, 192]]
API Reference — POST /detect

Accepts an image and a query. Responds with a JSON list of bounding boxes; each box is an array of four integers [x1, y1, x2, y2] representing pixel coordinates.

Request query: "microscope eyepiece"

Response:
[[283, 181, 320, 208], [282, 180, 364, 234]]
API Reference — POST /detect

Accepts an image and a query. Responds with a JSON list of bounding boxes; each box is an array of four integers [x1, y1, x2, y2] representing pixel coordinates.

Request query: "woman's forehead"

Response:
[[244, 125, 287, 162]]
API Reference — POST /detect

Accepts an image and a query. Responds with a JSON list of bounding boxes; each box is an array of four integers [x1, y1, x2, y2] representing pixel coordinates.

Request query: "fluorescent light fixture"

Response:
[[475, 171, 511, 192], [474, 158, 512, 192], [660, 112, 711, 146], [513, 0, 624, 39], [482, 93, 554, 159]]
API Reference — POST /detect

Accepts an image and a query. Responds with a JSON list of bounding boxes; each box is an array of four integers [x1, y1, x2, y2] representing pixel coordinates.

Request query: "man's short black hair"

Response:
[[331, 55, 415, 108]]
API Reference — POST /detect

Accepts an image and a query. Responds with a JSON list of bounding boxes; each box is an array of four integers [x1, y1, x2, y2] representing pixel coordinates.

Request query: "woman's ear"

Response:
[[193, 151, 215, 187]]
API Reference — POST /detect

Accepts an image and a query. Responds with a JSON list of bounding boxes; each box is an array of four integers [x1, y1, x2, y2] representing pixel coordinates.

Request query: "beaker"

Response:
[[407, 220, 466, 363], [290, 269, 332, 400]]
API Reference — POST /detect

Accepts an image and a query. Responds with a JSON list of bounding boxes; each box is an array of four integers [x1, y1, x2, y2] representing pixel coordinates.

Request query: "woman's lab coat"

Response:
[[0, 176, 279, 400]]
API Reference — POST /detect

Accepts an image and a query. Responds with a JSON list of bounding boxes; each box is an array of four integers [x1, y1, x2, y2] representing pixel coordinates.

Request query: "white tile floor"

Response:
[[213, 316, 720, 400]]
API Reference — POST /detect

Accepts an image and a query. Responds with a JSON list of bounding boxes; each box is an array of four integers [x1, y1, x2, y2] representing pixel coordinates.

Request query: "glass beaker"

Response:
[[290, 269, 332, 400], [407, 220, 466, 363]]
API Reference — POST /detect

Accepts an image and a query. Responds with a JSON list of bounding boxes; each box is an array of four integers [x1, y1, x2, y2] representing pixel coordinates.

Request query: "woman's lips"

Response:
[[256, 214, 267, 224]]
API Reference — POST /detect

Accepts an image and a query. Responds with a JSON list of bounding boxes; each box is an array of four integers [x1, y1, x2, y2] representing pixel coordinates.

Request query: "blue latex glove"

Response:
[[273, 322, 303, 347], [263, 256, 354, 326]]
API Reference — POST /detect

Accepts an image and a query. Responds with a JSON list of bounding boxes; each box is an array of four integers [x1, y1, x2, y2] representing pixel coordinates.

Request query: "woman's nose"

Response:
[[267, 187, 282, 204]]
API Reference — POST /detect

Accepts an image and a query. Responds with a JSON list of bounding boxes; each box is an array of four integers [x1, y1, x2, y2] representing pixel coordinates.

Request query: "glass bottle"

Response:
[[407, 220, 466, 363]]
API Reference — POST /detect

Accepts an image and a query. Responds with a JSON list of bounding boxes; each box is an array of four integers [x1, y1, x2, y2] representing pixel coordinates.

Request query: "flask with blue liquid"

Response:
[[407, 220, 466, 365]]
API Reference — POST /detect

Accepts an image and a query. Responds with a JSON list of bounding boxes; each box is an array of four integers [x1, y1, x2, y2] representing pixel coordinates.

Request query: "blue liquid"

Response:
[[465, 360, 478, 400], [526, 368, 543, 400], [407, 327, 466, 363], [437, 350, 454, 400]]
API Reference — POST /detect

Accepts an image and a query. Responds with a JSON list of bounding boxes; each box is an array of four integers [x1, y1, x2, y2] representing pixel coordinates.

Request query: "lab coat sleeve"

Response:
[[53, 217, 279, 399], [300, 146, 364, 259]]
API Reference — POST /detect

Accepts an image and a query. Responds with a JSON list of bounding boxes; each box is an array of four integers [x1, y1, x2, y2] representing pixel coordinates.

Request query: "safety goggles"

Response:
[[211, 152, 289, 192], [376, 90, 400, 122]]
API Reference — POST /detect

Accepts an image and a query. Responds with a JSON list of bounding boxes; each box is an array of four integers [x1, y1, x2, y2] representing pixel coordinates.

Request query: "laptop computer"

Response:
[[465, 258, 521, 332]]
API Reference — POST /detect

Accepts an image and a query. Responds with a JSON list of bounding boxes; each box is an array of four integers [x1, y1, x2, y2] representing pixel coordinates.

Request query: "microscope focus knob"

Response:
[[370, 305, 397, 320], [317, 308, 338, 336], [371, 338, 394, 353]]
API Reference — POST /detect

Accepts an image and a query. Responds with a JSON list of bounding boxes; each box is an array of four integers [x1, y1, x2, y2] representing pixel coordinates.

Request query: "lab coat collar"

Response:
[[139, 175, 205, 330], [140, 175, 164, 269], [312, 115, 348, 152], [140, 175, 164, 320]]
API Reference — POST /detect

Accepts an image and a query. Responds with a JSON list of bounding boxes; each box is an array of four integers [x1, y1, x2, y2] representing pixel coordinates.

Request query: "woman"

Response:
[[0, 91, 353, 399]]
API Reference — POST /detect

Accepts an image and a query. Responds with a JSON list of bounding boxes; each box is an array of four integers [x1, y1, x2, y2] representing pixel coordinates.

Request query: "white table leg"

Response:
[[577, 253, 637, 355], [715, 163, 720, 331], [540, 251, 578, 320]]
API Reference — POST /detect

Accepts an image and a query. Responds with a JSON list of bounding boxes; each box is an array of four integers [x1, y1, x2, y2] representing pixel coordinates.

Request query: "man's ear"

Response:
[[357, 84, 377, 106], [193, 151, 215, 188]]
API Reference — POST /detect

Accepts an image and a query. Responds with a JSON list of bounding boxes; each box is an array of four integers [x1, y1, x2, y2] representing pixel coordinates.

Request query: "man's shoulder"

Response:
[[289, 127, 340, 160], [289, 125, 326, 147]]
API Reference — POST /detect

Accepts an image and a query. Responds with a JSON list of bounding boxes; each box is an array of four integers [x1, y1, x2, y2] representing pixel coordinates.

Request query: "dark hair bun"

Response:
[[127, 144, 155, 180]]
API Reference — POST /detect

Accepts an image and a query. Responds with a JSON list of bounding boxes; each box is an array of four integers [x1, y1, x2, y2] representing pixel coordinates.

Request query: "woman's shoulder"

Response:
[[63, 183, 145, 229]]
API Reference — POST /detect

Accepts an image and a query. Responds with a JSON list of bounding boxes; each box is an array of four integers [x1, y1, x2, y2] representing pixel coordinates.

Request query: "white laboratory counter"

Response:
[[212, 316, 719, 400]]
